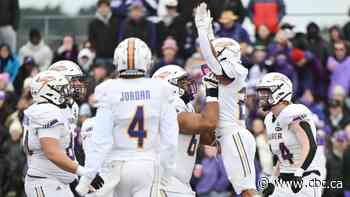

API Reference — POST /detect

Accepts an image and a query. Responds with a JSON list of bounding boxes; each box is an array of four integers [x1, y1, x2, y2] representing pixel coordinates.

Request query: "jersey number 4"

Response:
[[279, 142, 294, 164], [128, 106, 147, 148]]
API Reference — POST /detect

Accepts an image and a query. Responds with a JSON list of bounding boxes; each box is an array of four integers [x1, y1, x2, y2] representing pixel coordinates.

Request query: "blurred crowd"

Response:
[[1, 0, 350, 196]]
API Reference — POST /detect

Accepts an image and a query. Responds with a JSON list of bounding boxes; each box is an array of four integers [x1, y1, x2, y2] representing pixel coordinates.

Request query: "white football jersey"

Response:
[[217, 76, 247, 136], [265, 104, 325, 173], [171, 96, 199, 184], [85, 78, 178, 174], [23, 103, 76, 184], [80, 117, 94, 152]]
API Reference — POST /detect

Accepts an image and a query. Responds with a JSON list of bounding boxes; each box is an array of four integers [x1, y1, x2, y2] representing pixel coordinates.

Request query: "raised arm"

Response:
[[178, 73, 219, 134]]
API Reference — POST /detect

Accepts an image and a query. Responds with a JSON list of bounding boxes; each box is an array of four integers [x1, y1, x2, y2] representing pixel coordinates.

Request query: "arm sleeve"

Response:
[[197, 30, 223, 76], [84, 107, 113, 175], [37, 125, 63, 139], [159, 94, 179, 174], [84, 85, 114, 176]]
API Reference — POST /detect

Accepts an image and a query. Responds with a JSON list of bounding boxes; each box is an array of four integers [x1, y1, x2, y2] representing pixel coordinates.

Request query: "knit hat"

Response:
[[162, 37, 178, 51], [291, 48, 305, 63]]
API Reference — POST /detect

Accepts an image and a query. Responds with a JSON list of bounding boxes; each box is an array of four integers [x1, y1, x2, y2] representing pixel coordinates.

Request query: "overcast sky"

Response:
[[20, 0, 350, 31]]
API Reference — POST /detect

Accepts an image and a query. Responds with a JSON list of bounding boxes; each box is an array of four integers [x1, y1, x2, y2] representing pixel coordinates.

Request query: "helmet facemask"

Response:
[[256, 88, 275, 111], [172, 75, 197, 104], [68, 75, 87, 102]]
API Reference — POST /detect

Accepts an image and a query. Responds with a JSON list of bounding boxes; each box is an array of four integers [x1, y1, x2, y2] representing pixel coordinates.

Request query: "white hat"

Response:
[[165, 0, 178, 7]]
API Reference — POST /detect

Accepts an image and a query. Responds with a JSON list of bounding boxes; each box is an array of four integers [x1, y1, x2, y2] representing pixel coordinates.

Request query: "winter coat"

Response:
[[18, 41, 53, 71]]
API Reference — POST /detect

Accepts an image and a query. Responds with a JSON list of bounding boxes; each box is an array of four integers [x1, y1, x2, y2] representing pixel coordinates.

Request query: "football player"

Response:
[[152, 64, 219, 197], [23, 70, 103, 197], [256, 72, 325, 197], [194, 3, 257, 197], [48, 60, 86, 133], [76, 37, 179, 197]]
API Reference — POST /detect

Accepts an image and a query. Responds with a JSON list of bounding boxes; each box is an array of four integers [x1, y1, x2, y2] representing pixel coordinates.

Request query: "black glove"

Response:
[[262, 182, 275, 197], [180, 91, 193, 104], [91, 173, 104, 190]]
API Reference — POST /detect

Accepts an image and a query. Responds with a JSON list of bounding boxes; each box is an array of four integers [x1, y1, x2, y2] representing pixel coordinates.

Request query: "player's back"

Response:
[[95, 78, 171, 161]]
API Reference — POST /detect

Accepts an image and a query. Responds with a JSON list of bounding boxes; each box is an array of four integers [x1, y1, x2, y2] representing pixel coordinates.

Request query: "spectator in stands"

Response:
[[343, 129, 350, 197], [118, 1, 157, 51], [306, 22, 329, 66], [85, 63, 113, 104], [53, 35, 79, 63], [266, 30, 298, 90], [0, 90, 14, 128], [247, 45, 268, 88], [78, 48, 95, 73], [324, 131, 348, 197], [0, 0, 19, 52], [157, 0, 187, 58], [150, 37, 182, 75], [0, 43, 20, 82], [3, 91, 31, 197], [111, 0, 159, 18], [290, 48, 326, 99], [343, 8, 350, 42], [255, 25, 273, 47], [88, 0, 120, 66], [0, 73, 16, 111], [327, 99, 350, 133], [194, 145, 231, 197], [19, 29, 53, 71], [328, 25, 348, 55], [13, 57, 37, 97], [221, 0, 246, 24], [328, 41, 350, 97], [247, 0, 286, 34], [0, 122, 10, 196], [216, 8, 251, 44]]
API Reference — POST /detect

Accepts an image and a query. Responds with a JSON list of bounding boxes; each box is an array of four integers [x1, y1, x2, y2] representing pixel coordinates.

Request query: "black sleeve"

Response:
[[299, 121, 317, 170]]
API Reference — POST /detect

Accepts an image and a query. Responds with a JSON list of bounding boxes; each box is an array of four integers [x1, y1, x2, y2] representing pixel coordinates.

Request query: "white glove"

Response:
[[195, 3, 213, 36], [207, 10, 215, 40], [75, 176, 92, 196]]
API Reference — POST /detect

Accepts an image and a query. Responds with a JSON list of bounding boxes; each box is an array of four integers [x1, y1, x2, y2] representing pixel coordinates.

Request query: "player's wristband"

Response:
[[76, 165, 87, 176], [206, 88, 218, 98]]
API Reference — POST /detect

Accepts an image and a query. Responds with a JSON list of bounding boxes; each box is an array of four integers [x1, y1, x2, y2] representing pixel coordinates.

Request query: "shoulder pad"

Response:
[[94, 80, 114, 108], [171, 96, 187, 113], [279, 104, 311, 127], [264, 112, 273, 126], [24, 104, 64, 129]]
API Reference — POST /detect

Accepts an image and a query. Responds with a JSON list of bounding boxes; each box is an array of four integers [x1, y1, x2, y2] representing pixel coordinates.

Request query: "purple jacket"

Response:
[[216, 23, 251, 44], [328, 56, 350, 98], [195, 155, 230, 194]]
